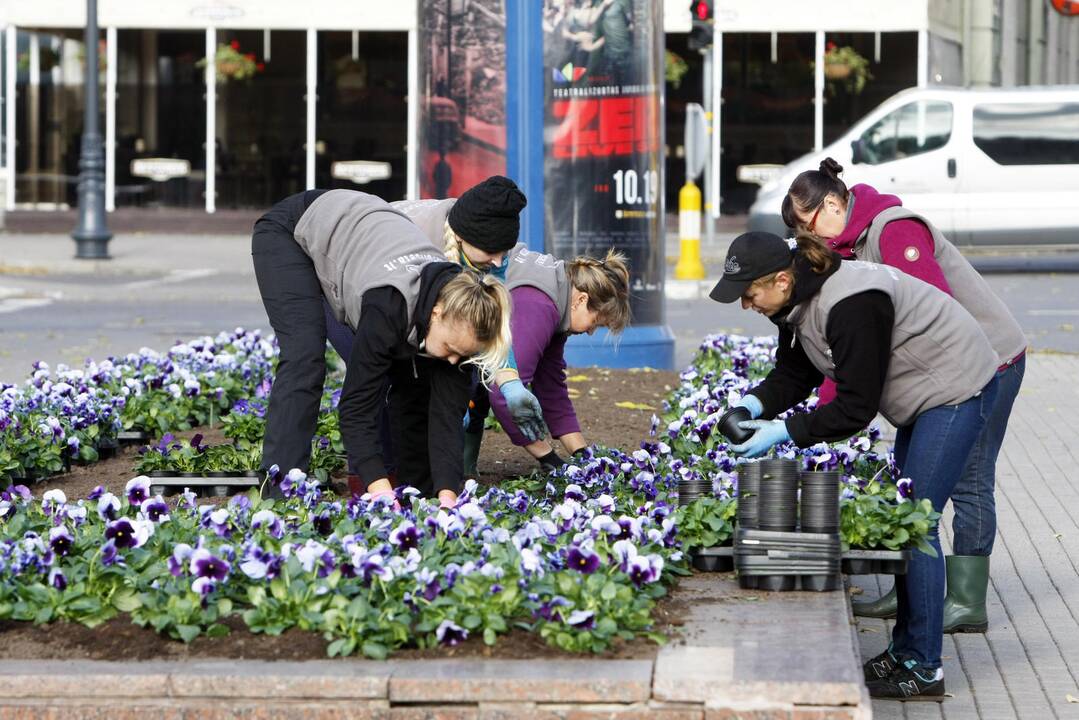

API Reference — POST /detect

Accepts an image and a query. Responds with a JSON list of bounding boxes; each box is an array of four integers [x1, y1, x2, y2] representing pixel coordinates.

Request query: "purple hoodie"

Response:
[[488, 287, 581, 446], [828, 184, 952, 295]]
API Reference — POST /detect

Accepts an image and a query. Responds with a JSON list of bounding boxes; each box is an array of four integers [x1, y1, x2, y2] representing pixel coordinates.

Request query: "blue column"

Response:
[[504, 0, 545, 253], [504, 0, 675, 371]]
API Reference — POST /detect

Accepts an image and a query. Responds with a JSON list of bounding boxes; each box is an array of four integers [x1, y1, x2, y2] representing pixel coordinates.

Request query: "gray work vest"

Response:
[[293, 190, 447, 346], [787, 261, 998, 428], [506, 244, 573, 333], [856, 206, 1026, 366], [390, 198, 457, 249]]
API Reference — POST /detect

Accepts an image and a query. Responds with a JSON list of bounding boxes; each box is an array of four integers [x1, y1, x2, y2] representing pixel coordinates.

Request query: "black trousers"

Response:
[[251, 190, 336, 476]]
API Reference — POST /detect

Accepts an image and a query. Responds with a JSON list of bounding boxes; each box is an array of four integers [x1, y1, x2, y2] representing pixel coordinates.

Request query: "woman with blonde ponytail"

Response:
[[464, 246, 631, 475], [252, 188, 510, 508]]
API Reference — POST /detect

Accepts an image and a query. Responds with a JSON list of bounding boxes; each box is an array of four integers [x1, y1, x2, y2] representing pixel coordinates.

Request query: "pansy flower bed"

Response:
[[0, 331, 937, 658]]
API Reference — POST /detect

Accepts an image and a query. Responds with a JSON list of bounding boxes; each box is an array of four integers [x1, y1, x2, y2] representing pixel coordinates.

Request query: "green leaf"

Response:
[[176, 624, 201, 643], [600, 582, 618, 601], [462, 614, 482, 630], [205, 623, 230, 638], [361, 641, 388, 660], [112, 591, 141, 612], [483, 627, 497, 645]]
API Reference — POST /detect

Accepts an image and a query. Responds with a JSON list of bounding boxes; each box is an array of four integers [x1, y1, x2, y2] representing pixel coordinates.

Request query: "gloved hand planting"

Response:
[[730, 419, 790, 458], [734, 394, 764, 419], [499, 379, 547, 442], [537, 450, 566, 472]]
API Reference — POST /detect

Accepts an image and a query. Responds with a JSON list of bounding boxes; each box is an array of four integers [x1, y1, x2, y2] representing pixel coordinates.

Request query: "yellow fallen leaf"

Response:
[[1055, 533, 1064, 540], [566, 388, 581, 399], [566, 374, 591, 382], [1066, 694, 1079, 704], [615, 401, 655, 411]]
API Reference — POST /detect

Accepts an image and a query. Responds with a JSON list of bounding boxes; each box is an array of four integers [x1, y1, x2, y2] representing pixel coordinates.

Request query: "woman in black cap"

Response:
[[711, 231, 998, 702], [322, 177, 546, 493]]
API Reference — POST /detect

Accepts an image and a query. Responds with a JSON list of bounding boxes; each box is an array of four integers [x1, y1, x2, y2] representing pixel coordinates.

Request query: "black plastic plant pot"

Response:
[[738, 575, 759, 590], [801, 574, 842, 592], [757, 575, 797, 592], [96, 436, 119, 460], [206, 471, 261, 478], [117, 430, 150, 446], [717, 406, 753, 444]]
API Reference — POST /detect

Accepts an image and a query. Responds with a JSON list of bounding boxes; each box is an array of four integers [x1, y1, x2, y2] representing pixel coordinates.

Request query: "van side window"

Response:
[[973, 103, 1079, 165], [857, 101, 953, 165]]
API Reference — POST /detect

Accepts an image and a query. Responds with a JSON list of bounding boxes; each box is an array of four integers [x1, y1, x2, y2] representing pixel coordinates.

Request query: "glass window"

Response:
[[15, 28, 105, 209], [857, 100, 952, 165], [215, 30, 305, 209], [315, 31, 407, 200], [973, 102, 1079, 165], [115, 30, 206, 208]]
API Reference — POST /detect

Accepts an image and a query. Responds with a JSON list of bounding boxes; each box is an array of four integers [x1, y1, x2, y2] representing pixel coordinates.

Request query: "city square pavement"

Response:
[[1, 227, 1078, 717]]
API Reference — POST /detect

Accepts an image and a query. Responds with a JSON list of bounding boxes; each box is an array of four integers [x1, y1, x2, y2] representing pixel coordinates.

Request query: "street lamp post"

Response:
[[71, 0, 112, 259]]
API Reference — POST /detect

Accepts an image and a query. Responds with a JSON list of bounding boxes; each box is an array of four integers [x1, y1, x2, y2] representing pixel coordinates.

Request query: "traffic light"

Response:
[[688, 0, 713, 51]]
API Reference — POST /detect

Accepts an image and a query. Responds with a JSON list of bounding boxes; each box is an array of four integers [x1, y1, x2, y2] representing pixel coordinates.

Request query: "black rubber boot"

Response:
[[463, 429, 483, 480], [852, 585, 897, 619], [942, 555, 990, 633]]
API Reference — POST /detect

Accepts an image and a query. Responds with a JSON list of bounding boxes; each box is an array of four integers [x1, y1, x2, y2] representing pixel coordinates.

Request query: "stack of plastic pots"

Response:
[[754, 459, 800, 591], [757, 459, 800, 531], [799, 469, 842, 591], [736, 462, 761, 589], [678, 477, 713, 506], [734, 460, 843, 593]]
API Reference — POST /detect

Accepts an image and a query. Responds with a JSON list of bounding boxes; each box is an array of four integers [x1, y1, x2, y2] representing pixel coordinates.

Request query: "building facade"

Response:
[[0, 0, 1075, 215]]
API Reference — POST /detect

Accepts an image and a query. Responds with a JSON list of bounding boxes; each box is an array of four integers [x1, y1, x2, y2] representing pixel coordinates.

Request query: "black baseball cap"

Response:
[[709, 232, 795, 303]]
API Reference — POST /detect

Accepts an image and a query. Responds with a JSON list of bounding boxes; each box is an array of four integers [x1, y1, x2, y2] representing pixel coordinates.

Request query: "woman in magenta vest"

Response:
[[781, 159, 1026, 636]]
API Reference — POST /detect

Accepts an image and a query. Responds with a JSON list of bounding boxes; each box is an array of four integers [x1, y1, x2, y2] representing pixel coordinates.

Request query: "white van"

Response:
[[747, 86, 1079, 246]]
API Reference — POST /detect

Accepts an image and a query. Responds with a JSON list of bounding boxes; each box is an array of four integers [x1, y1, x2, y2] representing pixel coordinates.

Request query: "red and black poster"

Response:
[[417, 0, 508, 199], [542, 0, 665, 325]]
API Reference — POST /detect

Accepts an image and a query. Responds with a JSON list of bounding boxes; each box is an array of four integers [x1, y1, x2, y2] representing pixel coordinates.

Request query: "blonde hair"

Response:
[[566, 249, 631, 334], [442, 220, 464, 266], [436, 269, 512, 385]]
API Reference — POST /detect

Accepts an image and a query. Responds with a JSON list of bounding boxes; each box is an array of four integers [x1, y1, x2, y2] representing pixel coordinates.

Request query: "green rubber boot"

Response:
[[463, 429, 483, 480], [942, 555, 989, 633], [852, 585, 898, 619]]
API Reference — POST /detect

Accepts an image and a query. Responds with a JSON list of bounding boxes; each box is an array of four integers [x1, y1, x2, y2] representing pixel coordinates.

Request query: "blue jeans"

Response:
[[891, 375, 998, 670], [950, 355, 1025, 556]]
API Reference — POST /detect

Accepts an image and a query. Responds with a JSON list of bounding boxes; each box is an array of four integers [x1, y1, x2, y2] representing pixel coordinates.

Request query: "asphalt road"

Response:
[[0, 234, 1077, 381]]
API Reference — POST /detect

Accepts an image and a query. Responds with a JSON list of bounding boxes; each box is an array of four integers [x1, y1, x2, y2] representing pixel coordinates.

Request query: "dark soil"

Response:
[[2, 367, 690, 661]]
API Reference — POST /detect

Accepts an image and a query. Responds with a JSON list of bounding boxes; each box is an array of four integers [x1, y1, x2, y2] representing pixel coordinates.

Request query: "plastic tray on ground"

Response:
[[841, 548, 910, 576]]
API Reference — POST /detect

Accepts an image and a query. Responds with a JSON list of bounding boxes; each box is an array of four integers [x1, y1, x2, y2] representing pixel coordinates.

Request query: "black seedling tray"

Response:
[[145, 472, 261, 498], [841, 548, 910, 576]]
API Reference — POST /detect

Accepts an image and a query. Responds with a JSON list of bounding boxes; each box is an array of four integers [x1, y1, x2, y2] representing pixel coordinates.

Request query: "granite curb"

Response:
[[0, 577, 869, 719]]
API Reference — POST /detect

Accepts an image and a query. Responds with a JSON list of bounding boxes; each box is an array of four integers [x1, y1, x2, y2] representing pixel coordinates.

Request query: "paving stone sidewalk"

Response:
[[855, 352, 1079, 720]]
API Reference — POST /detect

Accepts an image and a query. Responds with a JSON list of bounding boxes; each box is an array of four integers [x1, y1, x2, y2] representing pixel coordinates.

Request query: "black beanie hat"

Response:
[[447, 175, 527, 253]]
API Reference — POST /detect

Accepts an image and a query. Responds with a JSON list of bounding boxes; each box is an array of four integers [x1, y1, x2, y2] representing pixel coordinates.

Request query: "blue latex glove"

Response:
[[730, 419, 790, 458], [734, 394, 764, 420], [499, 379, 547, 442]]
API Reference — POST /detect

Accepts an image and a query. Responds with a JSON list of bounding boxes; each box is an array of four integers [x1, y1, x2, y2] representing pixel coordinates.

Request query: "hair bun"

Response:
[[819, 157, 843, 178]]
